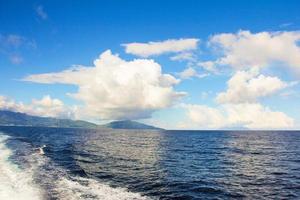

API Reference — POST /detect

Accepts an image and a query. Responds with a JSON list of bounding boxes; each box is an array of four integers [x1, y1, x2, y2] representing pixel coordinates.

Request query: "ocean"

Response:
[[0, 126, 299, 200]]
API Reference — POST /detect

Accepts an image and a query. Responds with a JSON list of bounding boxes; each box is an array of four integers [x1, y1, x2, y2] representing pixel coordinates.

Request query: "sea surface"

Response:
[[0, 126, 299, 200]]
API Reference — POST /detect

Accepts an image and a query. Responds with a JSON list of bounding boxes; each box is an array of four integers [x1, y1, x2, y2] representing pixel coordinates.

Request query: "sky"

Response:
[[1, 0, 300, 129]]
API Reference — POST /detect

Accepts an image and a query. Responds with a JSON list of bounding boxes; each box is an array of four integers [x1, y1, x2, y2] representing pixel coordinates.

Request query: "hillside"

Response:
[[103, 120, 162, 130], [0, 110, 98, 128], [0, 110, 162, 130]]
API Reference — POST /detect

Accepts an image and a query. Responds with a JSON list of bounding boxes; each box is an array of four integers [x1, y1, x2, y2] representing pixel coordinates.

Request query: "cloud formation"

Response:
[[8, 30, 299, 129], [216, 69, 289, 104], [170, 52, 196, 62], [181, 103, 294, 129], [206, 30, 300, 72], [180, 65, 295, 129], [23, 50, 185, 120], [197, 61, 219, 74], [178, 67, 208, 79], [0, 95, 71, 118], [122, 38, 199, 57]]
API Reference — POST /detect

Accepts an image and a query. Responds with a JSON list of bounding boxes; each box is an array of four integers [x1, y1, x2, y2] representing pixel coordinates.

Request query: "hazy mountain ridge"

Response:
[[0, 110, 161, 130], [0, 110, 98, 128], [102, 120, 163, 130]]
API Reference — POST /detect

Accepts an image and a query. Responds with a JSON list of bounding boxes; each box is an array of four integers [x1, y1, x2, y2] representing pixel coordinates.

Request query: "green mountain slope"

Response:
[[0, 110, 98, 128], [103, 120, 162, 130], [0, 110, 162, 130]]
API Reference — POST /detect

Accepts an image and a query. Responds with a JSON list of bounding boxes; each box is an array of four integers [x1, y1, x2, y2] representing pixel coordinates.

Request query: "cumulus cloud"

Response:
[[207, 30, 300, 72], [216, 69, 289, 104], [23, 50, 185, 120], [182, 104, 227, 129], [181, 103, 294, 129], [179, 65, 296, 129], [122, 38, 199, 57], [178, 67, 208, 79], [0, 95, 72, 118]]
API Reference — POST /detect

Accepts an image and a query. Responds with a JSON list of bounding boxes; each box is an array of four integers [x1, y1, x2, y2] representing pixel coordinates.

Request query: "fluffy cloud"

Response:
[[0, 96, 16, 110], [207, 30, 300, 71], [122, 38, 199, 57], [225, 103, 294, 129], [180, 65, 296, 129], [216, 69, 289, 104], [0, 95, 71, 118], [181, 103, 294, 129], [182, 104, 227, 129], [178, 67, 208, 79], [23, 50, 185, 120]]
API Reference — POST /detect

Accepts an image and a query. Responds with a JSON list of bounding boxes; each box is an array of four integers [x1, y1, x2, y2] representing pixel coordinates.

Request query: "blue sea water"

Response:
[[0, 126, 299, 200]]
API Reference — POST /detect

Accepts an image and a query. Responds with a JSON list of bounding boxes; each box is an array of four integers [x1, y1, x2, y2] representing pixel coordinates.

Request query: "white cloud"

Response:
[[170, 52, 196, 61], [36, 5, 48, 20], [225, 103, 294, 129], [181, 103, 294, 129], [27, 95, 71, 118], [0, 95, 72, 118], [122, 38, 199, 57], [216, 69, 289, 104], [179, 61, 296, 129], [207, 30, 300, 72], [178, 67, 208, 79], [23, 50, 185, 120], [197, 61, 219, 73], [182, 104, 227, 129], [0, 96, 16, 110]]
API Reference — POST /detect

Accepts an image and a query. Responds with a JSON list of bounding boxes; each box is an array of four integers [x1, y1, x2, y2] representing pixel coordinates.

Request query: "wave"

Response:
[[0, 133, 151, 200], [0, 134, 44, 200], [54, 176, 150, 200]]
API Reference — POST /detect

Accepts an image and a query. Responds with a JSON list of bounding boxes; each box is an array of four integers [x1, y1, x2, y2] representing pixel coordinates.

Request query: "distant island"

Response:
[[0, 110, 162, 130], [103, 120, 162, 130]]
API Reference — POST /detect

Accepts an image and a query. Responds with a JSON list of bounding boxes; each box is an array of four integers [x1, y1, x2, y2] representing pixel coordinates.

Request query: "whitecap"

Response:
[[53, 176, 151, 200], [0, 134, 44, 200], [0, 133, 152, 200]]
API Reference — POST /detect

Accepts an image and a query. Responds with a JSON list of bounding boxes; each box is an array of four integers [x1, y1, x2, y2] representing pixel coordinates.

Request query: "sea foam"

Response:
[[0, 133, 151, 200], [0, 134, 44, 200], [54, 176, 151, 200]]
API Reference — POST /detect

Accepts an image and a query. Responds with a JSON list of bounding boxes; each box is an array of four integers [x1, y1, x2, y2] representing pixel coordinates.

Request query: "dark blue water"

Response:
[[0, 126, 300, 199]]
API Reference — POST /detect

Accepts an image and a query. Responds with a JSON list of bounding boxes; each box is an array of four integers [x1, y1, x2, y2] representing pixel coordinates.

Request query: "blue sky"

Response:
[[1, 0, 300, 129]]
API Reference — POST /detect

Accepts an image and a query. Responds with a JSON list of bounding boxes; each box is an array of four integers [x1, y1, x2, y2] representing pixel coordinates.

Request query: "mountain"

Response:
[[0, 110, 162, 130], [0, 110, 98, 128], [103, 120, 162, 130]]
